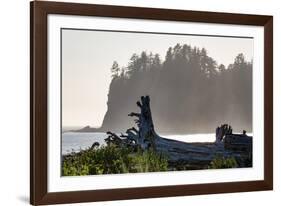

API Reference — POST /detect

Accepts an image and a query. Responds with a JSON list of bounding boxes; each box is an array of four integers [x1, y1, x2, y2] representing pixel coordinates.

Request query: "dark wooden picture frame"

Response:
[[30, 1, 273, 205]]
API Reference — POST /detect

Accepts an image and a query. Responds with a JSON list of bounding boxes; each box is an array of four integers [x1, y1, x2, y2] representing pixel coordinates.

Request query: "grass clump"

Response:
[[208, 155, 238, 169]]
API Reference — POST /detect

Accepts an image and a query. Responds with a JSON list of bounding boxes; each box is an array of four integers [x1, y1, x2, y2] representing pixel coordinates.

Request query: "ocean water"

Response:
[[62, 132, 216, 155]]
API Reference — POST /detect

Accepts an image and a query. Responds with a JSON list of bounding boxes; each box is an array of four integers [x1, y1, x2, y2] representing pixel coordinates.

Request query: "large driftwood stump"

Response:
[[106, 96, 160, 150], [106, 96, 252, 169]]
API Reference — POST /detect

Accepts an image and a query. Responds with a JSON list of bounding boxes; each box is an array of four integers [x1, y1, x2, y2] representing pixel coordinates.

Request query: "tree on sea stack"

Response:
[[110, 61, 120, 78]]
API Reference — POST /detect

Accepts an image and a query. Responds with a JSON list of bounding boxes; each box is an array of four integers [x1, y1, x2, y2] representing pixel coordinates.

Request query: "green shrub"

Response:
[[62, 145, 168, 176], [208, 155, 238, 169]]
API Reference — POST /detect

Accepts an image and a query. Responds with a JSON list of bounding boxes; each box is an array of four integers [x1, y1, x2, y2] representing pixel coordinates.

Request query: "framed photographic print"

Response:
[[30, 1, 273, 205]]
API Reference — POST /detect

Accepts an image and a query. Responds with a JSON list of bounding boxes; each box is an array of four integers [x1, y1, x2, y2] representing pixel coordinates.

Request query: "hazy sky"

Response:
[[62, 29, 253, 127]]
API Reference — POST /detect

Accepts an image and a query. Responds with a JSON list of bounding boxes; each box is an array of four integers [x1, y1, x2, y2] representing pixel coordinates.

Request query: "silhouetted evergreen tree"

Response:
[[110, 61, 120, 78]]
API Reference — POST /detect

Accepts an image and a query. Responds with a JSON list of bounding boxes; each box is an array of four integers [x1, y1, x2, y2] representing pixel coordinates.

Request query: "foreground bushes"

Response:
[[62, 145, 168, 176]]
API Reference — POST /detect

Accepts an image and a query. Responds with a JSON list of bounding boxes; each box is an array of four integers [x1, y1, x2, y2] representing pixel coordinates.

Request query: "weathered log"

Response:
[[216, 125, 252, 152], [224, 134, 252, 152], [105, 96, 252, 169]]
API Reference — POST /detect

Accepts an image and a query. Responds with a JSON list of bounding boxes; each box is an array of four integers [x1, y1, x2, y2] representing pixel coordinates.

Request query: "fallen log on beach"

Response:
[[105, 95, 252, 170]]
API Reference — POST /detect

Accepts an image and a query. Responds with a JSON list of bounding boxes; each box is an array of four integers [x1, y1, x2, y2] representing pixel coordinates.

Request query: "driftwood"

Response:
[[216, 124, 233, 143], [106, 96, 252, 169], [91, 142, 100, 149], [106, 96, 160, 150], [224, 134, 252, 152]]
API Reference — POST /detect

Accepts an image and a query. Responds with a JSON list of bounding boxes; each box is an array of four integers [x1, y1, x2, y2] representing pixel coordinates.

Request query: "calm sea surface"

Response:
[[62, 132, 216, 155]]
